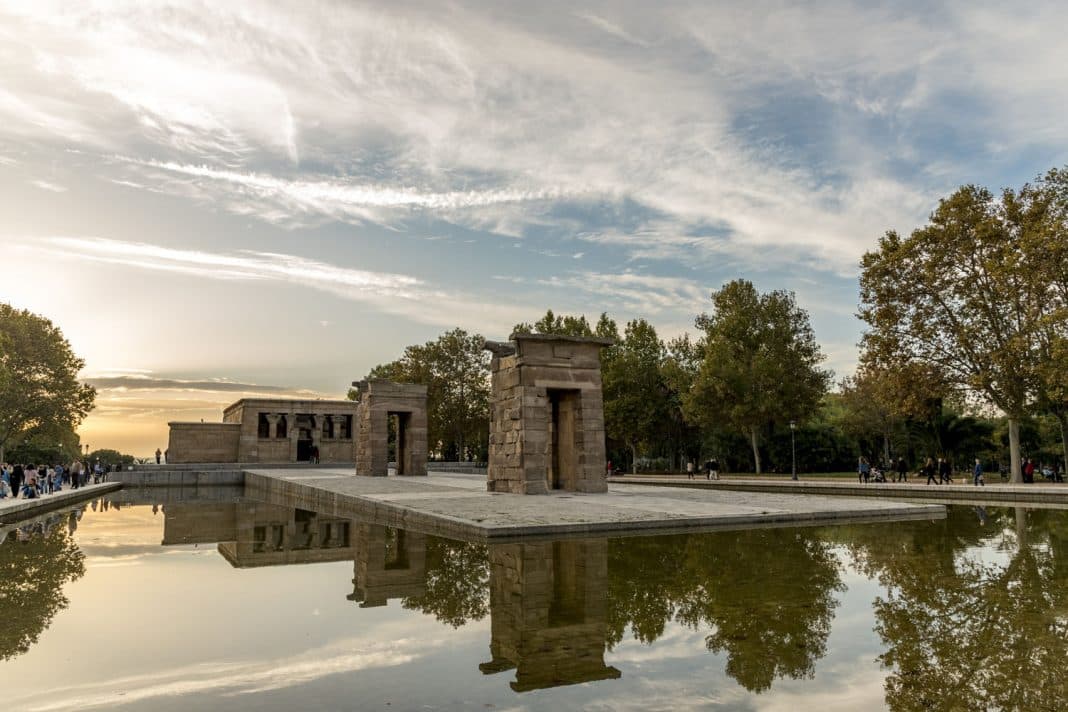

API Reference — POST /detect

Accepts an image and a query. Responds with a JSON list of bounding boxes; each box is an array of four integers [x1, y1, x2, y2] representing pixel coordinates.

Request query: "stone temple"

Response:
[[167, 398, 358, 464], [484, 334, 613, 495]]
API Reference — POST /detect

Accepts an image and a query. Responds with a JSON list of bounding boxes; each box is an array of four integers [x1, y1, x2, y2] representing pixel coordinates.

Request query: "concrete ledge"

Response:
[[0, 482, 122, 523], [612, 477, 1068, 504]]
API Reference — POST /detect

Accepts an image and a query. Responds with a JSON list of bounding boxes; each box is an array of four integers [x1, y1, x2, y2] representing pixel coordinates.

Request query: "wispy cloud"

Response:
[[29, 179, 66, 192], [34, 236, 524, 335], [83, 375, 313, 394], [14, 637, 442, 711]]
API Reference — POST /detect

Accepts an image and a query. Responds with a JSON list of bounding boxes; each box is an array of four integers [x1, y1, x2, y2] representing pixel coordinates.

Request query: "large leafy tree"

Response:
[[602, 319, 669, 474], [686, 280, 830, 473], [859, 181, 1056, 482], [1022, 168, 1068, 474], [355, 328, 490, 461], [0, 304, 95, 461]]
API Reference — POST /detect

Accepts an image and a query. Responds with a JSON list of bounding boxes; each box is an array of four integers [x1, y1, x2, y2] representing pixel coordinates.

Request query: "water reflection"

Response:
[[0, 511, 85, 661], [843, 506, 1068, 710], [480, 540, 621, 691], [8, 496, 1068, 707]]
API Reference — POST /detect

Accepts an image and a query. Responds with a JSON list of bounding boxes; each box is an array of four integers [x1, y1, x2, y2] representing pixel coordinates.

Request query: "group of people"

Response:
[[854, 455, 1068, 487], [0, 460, 112, 500], [685, 458, 721, 480]]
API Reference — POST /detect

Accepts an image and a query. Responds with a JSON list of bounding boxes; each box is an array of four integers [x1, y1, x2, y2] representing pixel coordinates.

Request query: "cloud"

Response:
[[13, 637, 442, 711], [119, 157, 578, 228], [34, 236, 524, 335], [29, 179, 66, 192], [83, 376, 308, 394]]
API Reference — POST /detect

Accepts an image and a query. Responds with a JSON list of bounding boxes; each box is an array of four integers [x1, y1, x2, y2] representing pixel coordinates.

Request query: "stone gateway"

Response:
[[484, 334, 613, 495], [353, 379, 429, 477]]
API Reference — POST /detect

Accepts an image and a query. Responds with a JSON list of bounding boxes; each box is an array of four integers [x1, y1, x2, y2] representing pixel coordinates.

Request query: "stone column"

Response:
[[265, 413, 281, 439]]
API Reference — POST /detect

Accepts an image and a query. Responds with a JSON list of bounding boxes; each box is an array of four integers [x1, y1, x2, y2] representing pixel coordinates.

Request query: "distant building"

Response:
[[167, 398, 357, 464]]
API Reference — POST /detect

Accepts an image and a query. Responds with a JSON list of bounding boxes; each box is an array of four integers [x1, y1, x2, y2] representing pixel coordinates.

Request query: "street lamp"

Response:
[[790, 421, 798, 481]]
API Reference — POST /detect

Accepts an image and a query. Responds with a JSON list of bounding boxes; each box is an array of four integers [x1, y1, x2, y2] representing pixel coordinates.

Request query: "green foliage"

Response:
[[513, 309, 617, 339], [86, 448, 137, 466], [606, 528, 843, 692], [844, 506, 1068, 710], [602, 319, 669, 473], [686, 280, 830, 473], [0, 524, 86, 661], [858, 169, 1068, 479], [360, 328, 490, 461], [402, 537, 489, 627], [0, 304, 95, 456]]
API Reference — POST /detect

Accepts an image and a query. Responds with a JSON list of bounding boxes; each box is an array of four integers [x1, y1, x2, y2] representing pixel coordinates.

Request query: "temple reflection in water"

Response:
[[59, 490, 1068, 709], [479, 539, 620, 691]]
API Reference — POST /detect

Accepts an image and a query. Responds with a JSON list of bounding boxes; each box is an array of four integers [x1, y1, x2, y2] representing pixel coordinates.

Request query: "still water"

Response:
[[1, 494, 1064, 711]]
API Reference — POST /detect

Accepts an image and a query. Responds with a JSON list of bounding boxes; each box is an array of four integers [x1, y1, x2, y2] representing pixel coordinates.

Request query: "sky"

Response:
[[1, 0, 1066, 456]]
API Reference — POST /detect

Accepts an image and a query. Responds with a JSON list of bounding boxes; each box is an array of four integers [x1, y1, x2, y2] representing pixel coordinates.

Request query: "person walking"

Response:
[[858, 457, 871, 484], [710, 457, 720, 480], [938, 457, 952, 485], [687, 460, 695, 480], [973, 458, 985, 486], [924, 457, 939, 485], [155, 448, 162, 465], [896, 457, 908, 483], [1024, 458, 1036, 484]]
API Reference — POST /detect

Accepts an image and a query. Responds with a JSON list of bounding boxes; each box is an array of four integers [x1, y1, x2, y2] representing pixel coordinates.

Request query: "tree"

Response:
[[0, 305, 95, 461], [355, 329, 490, 461], [686, 280, 830, 473], [0, 524, 86, 661], [602, 319, 668, 474], [859, 182, 1053, 482], [1022, 168, 1068, 475], [86, 448, 137, 467]]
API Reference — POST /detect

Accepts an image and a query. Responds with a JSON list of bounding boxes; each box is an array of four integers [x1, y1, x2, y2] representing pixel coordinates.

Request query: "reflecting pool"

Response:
[[2, 496, 1066, 710]]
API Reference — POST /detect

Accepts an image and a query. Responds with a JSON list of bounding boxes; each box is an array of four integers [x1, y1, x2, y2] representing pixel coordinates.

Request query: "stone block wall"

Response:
[[486, 335, 612, 494], [354, 380, 428, 477], [166, 422, 241, 463], [225, 398, 357, 464]]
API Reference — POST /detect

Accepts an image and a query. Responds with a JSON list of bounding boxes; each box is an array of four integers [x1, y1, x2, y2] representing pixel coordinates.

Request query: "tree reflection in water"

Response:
[[846, 506, 1068, 711], [405, 527, 845, 694], [0, 520, 86, 661], [402, 537, 490, 627], [606, 528, 844, 692]]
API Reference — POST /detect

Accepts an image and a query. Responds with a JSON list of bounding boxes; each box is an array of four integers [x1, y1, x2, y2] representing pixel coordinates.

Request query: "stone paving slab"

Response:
[[244, 468, 944, 542]]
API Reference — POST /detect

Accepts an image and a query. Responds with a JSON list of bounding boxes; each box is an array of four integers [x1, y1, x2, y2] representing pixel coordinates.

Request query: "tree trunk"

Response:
[[630, 442, 638, 475], [883, 428, 891, 465], [750, 428, 762, 474], [1008, 417, 1022, 484], [1015, 507, 1028, 548]]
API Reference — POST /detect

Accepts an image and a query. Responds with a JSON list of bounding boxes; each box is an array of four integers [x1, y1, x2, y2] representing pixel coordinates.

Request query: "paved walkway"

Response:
[[244, 468, 944, 542], [0, 482, 122, 523], [612, 476, 1068, 505]]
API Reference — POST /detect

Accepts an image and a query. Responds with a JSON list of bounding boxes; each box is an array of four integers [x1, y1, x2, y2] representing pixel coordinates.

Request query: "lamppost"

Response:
[[790, 421, 798, 481]]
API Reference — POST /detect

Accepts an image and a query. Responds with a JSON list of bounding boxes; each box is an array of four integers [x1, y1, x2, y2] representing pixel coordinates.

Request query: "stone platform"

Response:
[[244, 468, 944, 543]]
